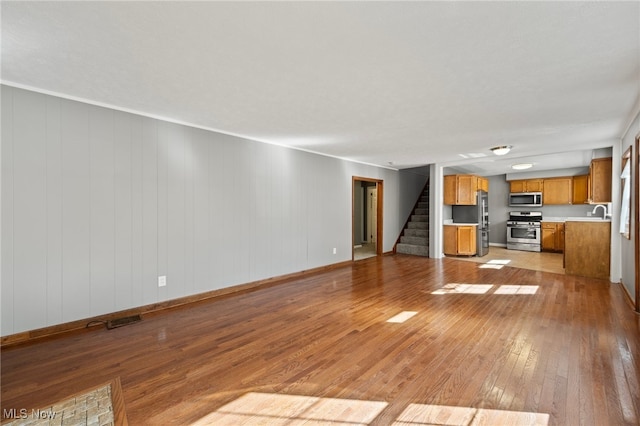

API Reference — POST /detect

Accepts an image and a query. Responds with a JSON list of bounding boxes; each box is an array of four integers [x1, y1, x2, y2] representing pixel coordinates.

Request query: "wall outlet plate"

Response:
[[158, 276, 167, 287]]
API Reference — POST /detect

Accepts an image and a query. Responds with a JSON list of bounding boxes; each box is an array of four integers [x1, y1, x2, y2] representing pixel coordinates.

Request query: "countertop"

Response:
[[443, 222, 478, 226], [542, 216, 611, 223]]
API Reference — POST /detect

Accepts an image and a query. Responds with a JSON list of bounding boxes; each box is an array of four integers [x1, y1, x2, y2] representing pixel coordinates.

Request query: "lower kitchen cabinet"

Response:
[[444, 225, 477, 256], [564, 221, 610, 279], [541, 222, 565, 252]]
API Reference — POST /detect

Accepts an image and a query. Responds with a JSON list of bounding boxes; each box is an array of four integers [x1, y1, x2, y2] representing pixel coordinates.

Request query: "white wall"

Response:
[[620, 111, 639, 301], [1, 86, 428, 336]]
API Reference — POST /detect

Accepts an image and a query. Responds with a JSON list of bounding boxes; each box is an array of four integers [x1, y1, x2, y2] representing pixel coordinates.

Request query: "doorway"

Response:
[[352, 177, 383, 261], [635, 135, 639, 312]]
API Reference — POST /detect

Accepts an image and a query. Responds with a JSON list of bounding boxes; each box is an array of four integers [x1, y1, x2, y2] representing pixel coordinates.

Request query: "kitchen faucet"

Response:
[[591, 204, 610, 219]]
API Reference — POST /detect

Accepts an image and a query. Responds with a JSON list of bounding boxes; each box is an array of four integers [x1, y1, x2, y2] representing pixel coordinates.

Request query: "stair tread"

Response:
[[396, 243, 429, 257], [401, 236, 428, 245]]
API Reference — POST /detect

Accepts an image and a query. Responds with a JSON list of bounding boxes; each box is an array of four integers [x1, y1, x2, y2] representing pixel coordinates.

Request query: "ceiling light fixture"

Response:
[[490, 145, 511, 156], [511, 163, 533, 170]]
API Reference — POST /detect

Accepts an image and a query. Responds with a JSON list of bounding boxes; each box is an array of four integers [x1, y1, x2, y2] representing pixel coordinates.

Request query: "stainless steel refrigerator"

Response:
[[452, 190, 489, 256]]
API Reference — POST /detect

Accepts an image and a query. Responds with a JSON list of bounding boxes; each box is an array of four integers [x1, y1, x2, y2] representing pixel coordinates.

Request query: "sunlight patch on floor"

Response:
[[190, 393, 549, 426], [386, 311, 418, 323], [393, 403, 549, 426], [479, 259, 511, 269], [432, 284, 494, 295], [191, 392, 387, 425], [432, 284, 539, 295], [494, 285, 539, 295]]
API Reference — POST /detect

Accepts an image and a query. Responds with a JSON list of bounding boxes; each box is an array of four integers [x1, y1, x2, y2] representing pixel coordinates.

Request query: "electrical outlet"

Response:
[[158, 276, 167, 287], [333, 248, 337, 254]]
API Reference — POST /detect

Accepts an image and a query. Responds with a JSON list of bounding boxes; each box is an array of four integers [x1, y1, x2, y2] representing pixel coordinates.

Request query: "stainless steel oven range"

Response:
[[506, 211, 542, 252]]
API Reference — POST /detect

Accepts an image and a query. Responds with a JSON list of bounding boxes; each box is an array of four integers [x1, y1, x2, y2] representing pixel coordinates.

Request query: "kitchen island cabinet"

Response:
[[564, 221, 610, 280]]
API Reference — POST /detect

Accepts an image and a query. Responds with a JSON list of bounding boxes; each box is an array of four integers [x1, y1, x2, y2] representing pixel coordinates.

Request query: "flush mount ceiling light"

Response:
[[490, 145, 512, 156], [511, 163, 533, 170]]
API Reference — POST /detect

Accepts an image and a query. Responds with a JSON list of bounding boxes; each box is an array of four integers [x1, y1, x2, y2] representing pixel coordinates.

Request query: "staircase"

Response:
[[396, 184, 430, 257]]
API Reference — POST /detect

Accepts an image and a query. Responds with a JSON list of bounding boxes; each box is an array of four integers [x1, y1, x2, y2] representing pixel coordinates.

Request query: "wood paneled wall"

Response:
[[1, 85, 429, 335]]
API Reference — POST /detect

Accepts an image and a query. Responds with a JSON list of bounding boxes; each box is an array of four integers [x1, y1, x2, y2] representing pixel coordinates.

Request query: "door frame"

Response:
[[352, 177, 383, 260], [634, 135, 639, 312]]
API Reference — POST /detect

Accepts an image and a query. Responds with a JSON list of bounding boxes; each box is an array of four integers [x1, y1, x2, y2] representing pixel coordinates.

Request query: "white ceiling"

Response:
[[2, 2, 639, 175]]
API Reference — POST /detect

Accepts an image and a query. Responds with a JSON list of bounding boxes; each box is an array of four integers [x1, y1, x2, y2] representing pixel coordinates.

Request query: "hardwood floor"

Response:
[[1, 255, 638, 425]]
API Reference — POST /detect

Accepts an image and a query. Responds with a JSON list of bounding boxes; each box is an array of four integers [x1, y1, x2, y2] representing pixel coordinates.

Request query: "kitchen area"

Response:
[[443, 152, 613, 280]]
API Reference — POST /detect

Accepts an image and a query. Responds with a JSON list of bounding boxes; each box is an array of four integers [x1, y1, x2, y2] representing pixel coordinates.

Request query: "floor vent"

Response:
[[106, 315, 142, 329]]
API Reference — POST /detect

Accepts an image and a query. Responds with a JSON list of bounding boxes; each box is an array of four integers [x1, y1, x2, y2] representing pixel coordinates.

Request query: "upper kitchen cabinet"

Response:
[[444, 175, 476, 205], [509, 179, 543, 193], [543, 177, 572, 205], [572, 175, 589, 204], [589, 157, 612, 203], [478, 177, 489, 193], [444, 175, 487, 205]]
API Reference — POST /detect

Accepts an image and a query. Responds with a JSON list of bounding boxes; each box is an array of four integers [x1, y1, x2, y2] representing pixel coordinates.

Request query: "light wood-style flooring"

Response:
[[354, 243, 377, 261], [449, 246, 565, 275], [1, 255, 638, 425]]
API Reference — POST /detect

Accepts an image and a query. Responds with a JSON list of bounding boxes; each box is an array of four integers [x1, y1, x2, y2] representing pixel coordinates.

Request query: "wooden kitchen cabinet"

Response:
[[572, 175, 589, 204], [477, 177, 489, 192], [589, 157, 612, 203], [509, 179, 544, 193], [564, 221, 610, 279], [443, 225, 477, 256], [444, 175, 478, 205], [543, 177, 572, 205], [557, 223, 565, 251], [541, 222, 565, 252]]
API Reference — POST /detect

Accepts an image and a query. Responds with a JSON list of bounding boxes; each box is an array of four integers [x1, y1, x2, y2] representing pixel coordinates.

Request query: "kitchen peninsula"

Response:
[[543, 217, 612, 280]]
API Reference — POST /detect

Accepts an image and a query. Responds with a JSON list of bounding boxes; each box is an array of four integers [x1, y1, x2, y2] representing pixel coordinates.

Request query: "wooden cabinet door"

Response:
[[543, 178, 572, 204], [510, 180, 526, 193], [443, 226, 457, 255], [526, 179, 544, 192], [478, 177, 489, 192], [541, 222, 565, 252], [541, 223, 557, 251], [572, 175, 589, 204], [590, 158, 612, 203], [443, 175, 457, 205], [510, 179, 542, 193], [557, 223, 565, 252], [457, 226, 476, 255], [456, 175, 477, 205], [443, 225, 476, 255], [444, 175, 478, 205]]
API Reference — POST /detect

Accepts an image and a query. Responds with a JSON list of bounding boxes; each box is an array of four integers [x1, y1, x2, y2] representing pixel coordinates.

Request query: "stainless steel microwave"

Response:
[[509, 192, 543, 207]]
